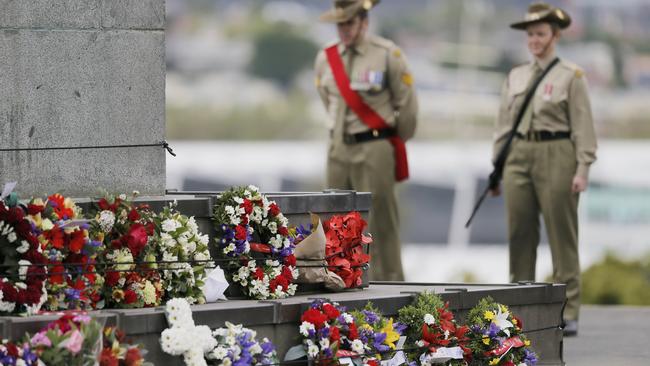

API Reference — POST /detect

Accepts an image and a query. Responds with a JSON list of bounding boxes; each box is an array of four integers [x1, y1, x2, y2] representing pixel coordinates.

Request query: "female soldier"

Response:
[[491, 2, 597, 336]]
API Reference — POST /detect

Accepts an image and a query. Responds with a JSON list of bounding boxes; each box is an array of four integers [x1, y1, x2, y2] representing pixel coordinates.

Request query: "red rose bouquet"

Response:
[[0, 200, 48, 315], [323, 212, 372, 288], [26, 194, 104, 311], [90, 193, 163, 309]]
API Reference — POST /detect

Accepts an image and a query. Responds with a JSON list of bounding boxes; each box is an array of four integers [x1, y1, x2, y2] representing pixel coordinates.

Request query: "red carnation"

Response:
[[278, 226, 289, 236], [100, 348, 119, 366], [105, 271, 120, 287], [123, 224, 148, 258], [5, 342, 19, 357], [254, 267, 265, 280], [125, 348, 143, 366], [27, 203, 44, 215], [330, 326, 340, 342], [284, 254, 296, 267], [301, 308, 328, 328], [128, 209, 140, 222], [269, 203, 281, 217], [241, 199, 253, 215], [235, 225, 248, 241], [49, 263, 66, 285], [348, 322, 359, 340], [124, 290, 137, 304], [322, 303, 340, 320], [67, 229, 86, 253], [43, 225, 65, 249], [98, 198, 110, 211]]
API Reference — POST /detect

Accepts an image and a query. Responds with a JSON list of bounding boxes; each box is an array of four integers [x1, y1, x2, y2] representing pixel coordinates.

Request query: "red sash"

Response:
[[325, 45, 409, 181]]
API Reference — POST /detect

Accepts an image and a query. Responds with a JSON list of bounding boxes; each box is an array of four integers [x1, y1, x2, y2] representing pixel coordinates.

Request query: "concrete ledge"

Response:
[[0, 283, 565, 365]]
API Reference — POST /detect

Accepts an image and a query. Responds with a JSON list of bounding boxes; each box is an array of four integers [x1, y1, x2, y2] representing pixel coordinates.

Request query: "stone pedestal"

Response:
[[0, 0, 166, 197]]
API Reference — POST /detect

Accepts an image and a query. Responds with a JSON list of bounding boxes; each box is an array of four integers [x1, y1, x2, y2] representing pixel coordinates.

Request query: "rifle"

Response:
[[465, 57, 560, 228]]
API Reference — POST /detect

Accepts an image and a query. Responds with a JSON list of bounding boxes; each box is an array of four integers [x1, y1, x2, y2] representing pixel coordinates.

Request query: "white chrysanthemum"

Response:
[[161, 328, 191, 356], [16, 240, 30, 254], [351, 339, 365, 354], [6, 232, 17, 243], [183, 346, 207, 366], [210, 346, 228, 360], [299, 321, 315, 337], [162, 219, 181, 233], [143, 280, 157, 305], [98, 210, 116, 232], [115, 249, 134, 271], [18, 260, 30, 280], [307, 344, 319, 358], [194, 325, 218, 352], [424, 313, 435, 325], [342, 313, 354, 324]]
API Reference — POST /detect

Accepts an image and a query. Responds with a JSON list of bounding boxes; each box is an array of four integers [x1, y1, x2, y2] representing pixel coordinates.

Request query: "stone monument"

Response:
[[0, 0, 166, 197]]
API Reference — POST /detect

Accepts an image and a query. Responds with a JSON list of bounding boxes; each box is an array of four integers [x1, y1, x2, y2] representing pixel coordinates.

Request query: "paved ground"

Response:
[[563, 305, 650, 365]]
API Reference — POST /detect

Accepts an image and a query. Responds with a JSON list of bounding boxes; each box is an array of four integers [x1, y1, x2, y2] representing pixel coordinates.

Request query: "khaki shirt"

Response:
[[314, 34, 418, 140], [494, 53, 598, 179]]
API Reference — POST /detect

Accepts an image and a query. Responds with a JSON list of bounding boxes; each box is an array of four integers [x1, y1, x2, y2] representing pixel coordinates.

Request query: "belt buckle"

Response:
[[372, 129, 379, 138]]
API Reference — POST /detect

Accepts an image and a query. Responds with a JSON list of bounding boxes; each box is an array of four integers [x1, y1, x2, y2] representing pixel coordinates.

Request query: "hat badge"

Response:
[[363, 0, 373, 10]]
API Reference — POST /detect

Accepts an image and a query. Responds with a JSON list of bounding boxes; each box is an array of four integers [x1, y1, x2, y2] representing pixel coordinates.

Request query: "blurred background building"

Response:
[[165, 0, 650, 287]]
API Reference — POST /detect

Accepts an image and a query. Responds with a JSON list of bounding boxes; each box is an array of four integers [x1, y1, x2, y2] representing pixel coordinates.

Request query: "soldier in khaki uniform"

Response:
[[491, 3, 597, 336], [315, 0, 418, 281]]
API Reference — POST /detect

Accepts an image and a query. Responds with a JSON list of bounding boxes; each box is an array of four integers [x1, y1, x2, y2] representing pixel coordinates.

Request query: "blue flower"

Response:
[[524, 349, 538, 365], [362, 310, 379, 325]]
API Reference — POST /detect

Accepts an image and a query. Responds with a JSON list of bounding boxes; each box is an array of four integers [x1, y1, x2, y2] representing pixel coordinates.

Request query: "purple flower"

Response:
[[524, 349, 538, 365], [487, 322, 500, 338], [261, 341, 275, 355], [372, 332, 390, 353], [362, 310, 379, 325], [393, 321, 407, 335], [323, 347, 333, 358]]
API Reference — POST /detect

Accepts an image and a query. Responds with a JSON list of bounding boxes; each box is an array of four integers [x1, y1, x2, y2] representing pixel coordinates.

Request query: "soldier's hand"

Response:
[[489, 185, 501, 197], [571, 175, 588, 193]]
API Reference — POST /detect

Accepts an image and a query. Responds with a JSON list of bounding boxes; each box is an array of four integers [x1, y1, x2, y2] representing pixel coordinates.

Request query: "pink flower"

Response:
[[30, 332, 52, 347], [73, 315, 91, 324], [61, 330, 84, 354]]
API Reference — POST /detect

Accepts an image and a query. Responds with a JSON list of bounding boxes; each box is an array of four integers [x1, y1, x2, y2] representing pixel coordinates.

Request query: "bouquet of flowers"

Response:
[[160, 298, 217, 365], [295, 299, 360, 364], [465, 297, 538, 366], [28, 314, 103, 366], [153, 201, 213, 304], [207, 322, 278, 365], [212, 185, 297, 300], [0, 200, 48, 315], [26, 194, 104, 311], [0, 340, 40, 365], [323, 212, 372, 288], [290, 215, 345, 291], [349, 303, 406, 362], [398, 292, 470, 365], [90, 193, 163, 309], [100, 326, 152, 366]]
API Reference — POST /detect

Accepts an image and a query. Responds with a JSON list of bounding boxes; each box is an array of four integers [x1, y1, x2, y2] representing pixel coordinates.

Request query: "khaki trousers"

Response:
[[503, 138, 581, 321], [327, 139, 404, 281]]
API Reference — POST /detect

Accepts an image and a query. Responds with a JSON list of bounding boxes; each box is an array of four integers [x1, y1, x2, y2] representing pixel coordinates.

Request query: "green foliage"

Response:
[[582, 253, 650, 305], [248, 23, 318, 88]]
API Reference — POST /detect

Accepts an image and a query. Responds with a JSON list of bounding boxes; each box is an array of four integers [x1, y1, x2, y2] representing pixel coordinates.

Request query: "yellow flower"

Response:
[[484, 310, 495, 321], [524, 339, 531, 346], [489, 358, 500, 365], [512, 318, 518, 326], [380, 318, 401, 350], [482, 336, 490, 345], [500, 304, 508, 313], [112, 289, 125, 302]]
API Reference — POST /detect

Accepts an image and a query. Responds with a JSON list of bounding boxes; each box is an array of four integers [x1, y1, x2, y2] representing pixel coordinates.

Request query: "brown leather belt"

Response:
[[515, 130, 571, 142], [343, 128, 396, 144]]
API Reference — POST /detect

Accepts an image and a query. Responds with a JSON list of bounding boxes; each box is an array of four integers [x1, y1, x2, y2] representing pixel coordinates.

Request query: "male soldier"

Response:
[[314, 0, 418, 281]]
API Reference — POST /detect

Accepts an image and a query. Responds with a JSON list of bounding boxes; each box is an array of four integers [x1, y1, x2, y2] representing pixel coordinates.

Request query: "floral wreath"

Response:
[[397, 291, 470, 365], [348, 302, 406, 362], [465, 297, 538, 366], [0, 200, 48, 315], [296, 299, 359, 363], [26, 194, 104, 311], [212, 185, 297, 300], [90, 193, 163, 309], [153, 201, 213, 304], [324, 212, 372, 288]]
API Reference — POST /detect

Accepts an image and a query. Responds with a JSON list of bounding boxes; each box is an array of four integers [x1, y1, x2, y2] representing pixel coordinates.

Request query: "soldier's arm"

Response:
[[387, 46, 418, 141], [568, 71, 597, 180], [314, 50, 329, 110], [492, 78, 511, 164]]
